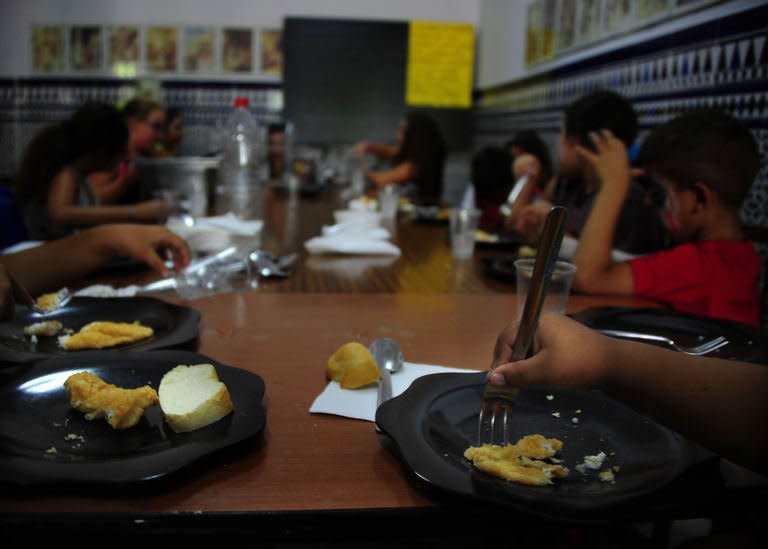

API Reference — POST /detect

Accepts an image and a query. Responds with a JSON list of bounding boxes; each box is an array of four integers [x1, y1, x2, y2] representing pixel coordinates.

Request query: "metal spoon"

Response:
[[369, 337, 404, 407]]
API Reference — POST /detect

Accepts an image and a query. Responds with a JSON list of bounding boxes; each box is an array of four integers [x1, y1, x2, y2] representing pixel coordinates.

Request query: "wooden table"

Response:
[[0, 187, 753, 546]]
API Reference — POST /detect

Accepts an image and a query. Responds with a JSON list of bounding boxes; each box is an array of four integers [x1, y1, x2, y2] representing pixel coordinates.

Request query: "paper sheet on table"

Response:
[[309, 362, 480, 422]]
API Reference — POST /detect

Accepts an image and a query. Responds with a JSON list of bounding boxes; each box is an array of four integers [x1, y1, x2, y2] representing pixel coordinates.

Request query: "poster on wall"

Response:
[[31, 25, 65, 73], [70, 26, 102, 72], [540, 0, 557, 62], [557, 0, 577, 52], [260, 28, 283, 74], [222, 28, 253, 72], [636, 0, 670, 21], [184, 26, 215, 73], [576, 0, 603, 45], [603, 0, 634, 34], [405, 21, 474, 108], [525, 1, 543, 65], [146, 25, 177, 72], [108, 25, 139, 77]]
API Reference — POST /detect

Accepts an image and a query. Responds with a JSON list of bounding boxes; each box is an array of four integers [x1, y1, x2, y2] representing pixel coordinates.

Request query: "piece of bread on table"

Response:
[[159, 363, 233, 433]]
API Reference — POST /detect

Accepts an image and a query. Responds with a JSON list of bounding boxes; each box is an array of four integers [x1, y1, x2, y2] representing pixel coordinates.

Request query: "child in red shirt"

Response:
[[571, 109, 762, 328]]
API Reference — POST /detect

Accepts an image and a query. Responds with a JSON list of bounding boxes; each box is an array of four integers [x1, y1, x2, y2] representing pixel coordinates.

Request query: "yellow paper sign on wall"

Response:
[[406, 21, 475, 109]]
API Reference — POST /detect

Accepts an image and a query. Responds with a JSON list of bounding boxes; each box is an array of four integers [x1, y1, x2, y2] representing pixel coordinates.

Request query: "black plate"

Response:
[[0, 296, 200, 364], [571, 306, 767, 364], [0, 349, 266, 486], [482, 255, 519, 283], [475, 230, 525, 250], [376, 371, 710, 522], [411, 205, 451, 223]]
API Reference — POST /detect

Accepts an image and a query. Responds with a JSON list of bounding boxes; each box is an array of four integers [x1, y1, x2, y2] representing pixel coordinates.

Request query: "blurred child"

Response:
[[571, 109, 762, 328], [155, 107, 183, 157], [354, 112, 446, 205], [88, 97, 167, 204], [470, 145, 513, 230], [511, 91, 667, 255], [15, 101, 168, 240]]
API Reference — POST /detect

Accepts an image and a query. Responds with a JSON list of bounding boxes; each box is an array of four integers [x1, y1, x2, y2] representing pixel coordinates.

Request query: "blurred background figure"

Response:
[[88, 97, 167, 205], [505, 130, 551, 164], [266, 122, 287, 181], [470, 145, 513, 230], [353, 111, 446, 205], [155, 107, 183, 157], [14, 101, 168, 240]]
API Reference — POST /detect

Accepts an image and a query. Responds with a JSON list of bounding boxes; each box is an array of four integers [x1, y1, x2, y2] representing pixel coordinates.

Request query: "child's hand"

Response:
[[489, 313, 613, 389], [576, 129, 632, 192], [511, 201, 551, 243]]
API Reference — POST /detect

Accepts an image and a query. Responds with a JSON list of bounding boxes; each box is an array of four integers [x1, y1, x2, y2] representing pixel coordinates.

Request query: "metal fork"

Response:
[[595, 329, 729, 355], [477, 206, 567, 446]]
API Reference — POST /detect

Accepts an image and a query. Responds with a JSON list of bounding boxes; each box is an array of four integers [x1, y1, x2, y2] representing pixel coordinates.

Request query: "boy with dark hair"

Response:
[[572, 109, 762, 327], [512, 90, 668, 254]]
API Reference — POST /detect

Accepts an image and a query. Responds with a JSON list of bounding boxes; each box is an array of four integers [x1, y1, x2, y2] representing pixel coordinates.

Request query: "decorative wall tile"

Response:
[[475, 28, 768, 231]]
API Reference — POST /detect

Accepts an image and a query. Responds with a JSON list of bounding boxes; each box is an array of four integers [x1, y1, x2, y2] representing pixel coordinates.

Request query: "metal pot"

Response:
[[134, 156, 220, 216]]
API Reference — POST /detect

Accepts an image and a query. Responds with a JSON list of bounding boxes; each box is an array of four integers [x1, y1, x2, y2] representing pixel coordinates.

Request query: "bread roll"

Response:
[[326, 341, 380, 389], [159, 364, 233, 433]]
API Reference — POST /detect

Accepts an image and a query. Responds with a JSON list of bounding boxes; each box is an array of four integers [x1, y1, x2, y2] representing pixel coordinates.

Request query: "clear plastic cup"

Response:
[[379, 184, 399, 219], [514, 259, 577, 319], [449, 208, 481, 260]]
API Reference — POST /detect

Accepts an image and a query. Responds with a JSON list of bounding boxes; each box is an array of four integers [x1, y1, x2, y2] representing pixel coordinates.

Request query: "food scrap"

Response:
[[464, 434, 570, 486], [58, 321, 153, 350], [24, 320, 63, 337], [575, 451, 607, 475], [64, 371, 159, 429], [35, 290, 67, 312]]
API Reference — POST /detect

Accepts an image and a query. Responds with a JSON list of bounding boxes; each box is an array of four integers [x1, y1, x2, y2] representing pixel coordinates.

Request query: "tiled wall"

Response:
[[473, 26, 768, 232]]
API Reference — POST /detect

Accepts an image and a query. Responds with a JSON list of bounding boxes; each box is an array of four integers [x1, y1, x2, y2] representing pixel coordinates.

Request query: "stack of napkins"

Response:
[[167, 213, 264, 254], [304, 209, 401, 256], [310, 362, 479, 422]]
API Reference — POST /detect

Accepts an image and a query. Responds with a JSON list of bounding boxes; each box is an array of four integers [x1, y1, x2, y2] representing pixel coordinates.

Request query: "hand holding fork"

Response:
[[477, 206, 568, 446]]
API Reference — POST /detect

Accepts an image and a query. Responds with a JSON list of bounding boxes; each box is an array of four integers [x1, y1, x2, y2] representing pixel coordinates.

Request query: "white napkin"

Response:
[[333, 209, 381, 228], [321, 224, 390, 240], [305, 210, 400, 256], [74, 284, 141, 297], [309, 362, 480, 422], [304, 236, 401, 256], [305, 255, 397, 276], [194, 212, 264, 236], [167, 213, 264, 237], [168, 213, 264, 254], [559, 235, 641, 262]]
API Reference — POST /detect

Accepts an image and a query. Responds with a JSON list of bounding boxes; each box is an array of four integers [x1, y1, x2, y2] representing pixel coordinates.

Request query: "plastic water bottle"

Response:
[[220, 96, 261, 218]]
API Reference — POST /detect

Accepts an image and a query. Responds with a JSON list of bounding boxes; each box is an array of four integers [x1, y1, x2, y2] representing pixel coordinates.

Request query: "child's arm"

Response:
[[366, 160, 418, 189], [571, 130, 635, 294], [489, 313, 768, 474]]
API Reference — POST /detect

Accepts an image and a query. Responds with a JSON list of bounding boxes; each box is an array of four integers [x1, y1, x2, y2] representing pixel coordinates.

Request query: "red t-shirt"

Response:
[[628, 240, 762, 328]]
